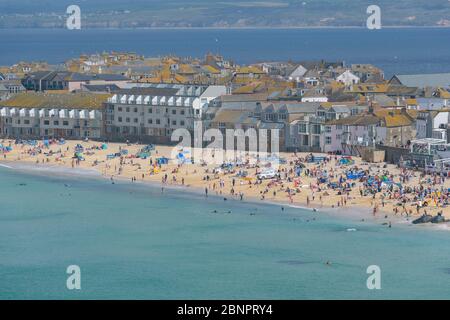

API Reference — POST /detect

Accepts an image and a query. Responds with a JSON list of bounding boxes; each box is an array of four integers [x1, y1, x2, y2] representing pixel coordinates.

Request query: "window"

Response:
[[180, 120, 185, 126], [181, 110, 185, 115], [172, 110, 176, 115], [126, 107, 130, 112], [118, 117, 122, 123], [118, 107, 123, 112], [172, 120, 177, 125], [134, 108, 138, 113], [156, 119, 160, 125], [134, 118, 138, 123], [148, 108, 152, 113], [337, 125, 343, 130], [298, 123, 307, 133], [126, 118, 130, 123], [325, 126, 331, 133], [54, 121, 59, 126], [325, 136, 332, 145], [24, 120, 30, 125], [63, 121, 69, 126], [313, 125, 321, 134], [44, 120, 50, 125], [148, 119, 153, 124]]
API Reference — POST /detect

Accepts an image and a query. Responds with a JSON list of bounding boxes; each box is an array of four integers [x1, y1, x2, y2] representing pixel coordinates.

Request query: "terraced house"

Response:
[[0, 92, 108, 139], [22, 71, 129, 92], [103, 84, 226, 143], [323, 108, 417, 155]]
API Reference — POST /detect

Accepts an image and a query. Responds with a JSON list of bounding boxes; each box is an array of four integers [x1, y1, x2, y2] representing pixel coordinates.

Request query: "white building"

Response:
[[0, 92, 107, 139], [104, 84, 227, 143], [416, 110, 450, 140], [336, 70, 360, 87]]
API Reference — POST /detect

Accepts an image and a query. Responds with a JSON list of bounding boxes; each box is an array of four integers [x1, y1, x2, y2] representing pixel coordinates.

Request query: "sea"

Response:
[[2, 27, 450, 77], [2, 27, 450, 299], [0, 165, 449, 299]]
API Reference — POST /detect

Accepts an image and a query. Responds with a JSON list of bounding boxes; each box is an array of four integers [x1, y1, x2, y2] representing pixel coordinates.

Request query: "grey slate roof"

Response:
[[330, 105, 351, 113], [284, 102, 321, 114], [82, 84, 121, 92], [392, 73, 450, 88], [114, 87, 179, 96]]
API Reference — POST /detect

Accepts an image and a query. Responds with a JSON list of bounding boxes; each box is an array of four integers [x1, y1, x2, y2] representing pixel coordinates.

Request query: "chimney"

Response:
[[368, 102, 374, 114]]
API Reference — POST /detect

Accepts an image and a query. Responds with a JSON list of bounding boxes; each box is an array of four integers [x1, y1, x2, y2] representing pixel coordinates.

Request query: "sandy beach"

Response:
[[1, 138, 450, 228]]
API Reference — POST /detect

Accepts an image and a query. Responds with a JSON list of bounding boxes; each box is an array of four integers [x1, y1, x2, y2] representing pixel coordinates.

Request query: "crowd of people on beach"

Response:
[[1, 138, 449, 225]]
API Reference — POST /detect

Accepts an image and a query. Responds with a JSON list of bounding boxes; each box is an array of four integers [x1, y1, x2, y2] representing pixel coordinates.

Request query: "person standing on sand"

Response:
[[205, 187, 208, 197]]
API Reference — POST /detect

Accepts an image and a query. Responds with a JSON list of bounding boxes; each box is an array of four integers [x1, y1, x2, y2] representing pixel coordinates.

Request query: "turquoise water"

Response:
[[0, 166, 450, 299]]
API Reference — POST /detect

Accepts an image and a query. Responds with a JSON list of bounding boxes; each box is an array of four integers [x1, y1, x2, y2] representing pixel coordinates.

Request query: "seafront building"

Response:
[[103, 84, 227, 143], [324, 108, 418, 155], [2, 53, 450, 166], [0, 92, 108, 139]]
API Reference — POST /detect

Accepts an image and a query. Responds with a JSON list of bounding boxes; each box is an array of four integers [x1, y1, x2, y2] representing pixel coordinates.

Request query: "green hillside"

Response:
[[0, 0, 449, 28]]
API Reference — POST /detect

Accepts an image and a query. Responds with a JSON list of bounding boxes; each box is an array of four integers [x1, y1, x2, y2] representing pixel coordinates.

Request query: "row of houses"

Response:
[[1, 81, 449, 156], [204, 96, 421, 153], [21, 71, 130, 92], [0, 93, 108, 139], [103, 84, 227, 143], [0, 84, 227, 142]]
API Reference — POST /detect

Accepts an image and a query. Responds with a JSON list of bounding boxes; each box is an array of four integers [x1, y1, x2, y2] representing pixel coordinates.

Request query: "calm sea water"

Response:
[[2, 28, 450, 76], [0, 166, 450, 299]]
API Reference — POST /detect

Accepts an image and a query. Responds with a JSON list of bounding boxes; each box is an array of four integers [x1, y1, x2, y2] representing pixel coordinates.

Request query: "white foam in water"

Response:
[[435, 224, 450, 231], [346, 228, 357, 232]]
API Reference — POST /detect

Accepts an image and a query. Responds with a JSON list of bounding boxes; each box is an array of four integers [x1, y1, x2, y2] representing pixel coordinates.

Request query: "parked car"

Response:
[[257, 169, 277, 180]]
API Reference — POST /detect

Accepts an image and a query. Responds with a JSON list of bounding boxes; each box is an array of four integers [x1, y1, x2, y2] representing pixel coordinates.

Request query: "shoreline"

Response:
[[1, 158, 446, 232], [2, 139, 449, 232]]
